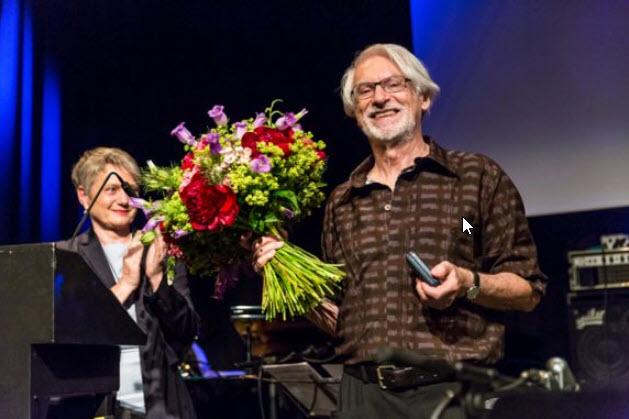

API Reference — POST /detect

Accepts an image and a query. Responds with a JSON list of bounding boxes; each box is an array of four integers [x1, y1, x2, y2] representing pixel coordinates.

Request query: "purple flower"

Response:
[[208, 105, 228, 126], [171, 122, 197, 146], [129, 197, 160, 218], [274, 115, 293, 131], [207, 132, 222, 154], [128, 196, 147, 210], [172, 229, 189, 239], [234, 121, 248, 140], [275, 108, 308, 130], [253, 112, 266, 128], [142, 215, 164, 232], [250, 155, 271, 173], [282, 207, 295, 220], [214, 265, 241, 300]]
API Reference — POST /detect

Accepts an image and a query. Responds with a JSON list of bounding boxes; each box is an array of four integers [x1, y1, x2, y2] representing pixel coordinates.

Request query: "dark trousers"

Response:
[[336, 373, 465, 419]]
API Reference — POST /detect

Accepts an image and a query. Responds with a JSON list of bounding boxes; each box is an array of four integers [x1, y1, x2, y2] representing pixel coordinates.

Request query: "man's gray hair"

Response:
[[340, 43, 440, 117]]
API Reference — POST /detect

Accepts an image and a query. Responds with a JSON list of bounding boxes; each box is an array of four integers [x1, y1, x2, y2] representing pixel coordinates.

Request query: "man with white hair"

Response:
[[254, 44, 546, 418]]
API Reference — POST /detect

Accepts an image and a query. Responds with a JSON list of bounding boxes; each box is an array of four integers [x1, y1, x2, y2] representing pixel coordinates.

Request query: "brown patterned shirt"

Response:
[[322, 137, 546, 365]]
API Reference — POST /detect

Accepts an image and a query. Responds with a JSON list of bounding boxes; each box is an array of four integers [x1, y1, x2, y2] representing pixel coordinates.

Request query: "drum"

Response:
[[230, 305, 328, 361], [230, 305, 265, 361]]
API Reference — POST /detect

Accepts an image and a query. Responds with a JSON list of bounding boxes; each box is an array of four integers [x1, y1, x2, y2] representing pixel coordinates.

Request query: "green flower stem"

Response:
[[262, 240, 344, 320]]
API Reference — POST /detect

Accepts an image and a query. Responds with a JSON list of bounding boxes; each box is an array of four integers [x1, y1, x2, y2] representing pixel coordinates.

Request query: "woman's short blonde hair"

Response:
[[71, 147, 140, 193]]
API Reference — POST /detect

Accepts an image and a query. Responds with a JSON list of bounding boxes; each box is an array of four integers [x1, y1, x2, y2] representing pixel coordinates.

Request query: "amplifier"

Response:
[[568, 248, 629, 292], [566, 291, 629, 390]]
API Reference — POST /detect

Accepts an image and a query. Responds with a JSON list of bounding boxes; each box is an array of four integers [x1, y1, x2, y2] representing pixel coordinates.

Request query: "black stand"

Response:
[[0, 243, 146, 419], [262, 362, 341, 418]]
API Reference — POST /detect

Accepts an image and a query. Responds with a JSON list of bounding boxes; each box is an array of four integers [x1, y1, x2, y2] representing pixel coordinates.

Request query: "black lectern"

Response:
[[0, 243, 146, 418]]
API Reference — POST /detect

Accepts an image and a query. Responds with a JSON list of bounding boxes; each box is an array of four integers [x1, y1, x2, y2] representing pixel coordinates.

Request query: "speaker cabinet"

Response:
[[567, 290, 629, 389]]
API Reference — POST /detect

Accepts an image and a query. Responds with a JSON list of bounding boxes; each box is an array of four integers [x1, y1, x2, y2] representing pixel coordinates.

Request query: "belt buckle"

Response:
[[376, 364, 395, 389]]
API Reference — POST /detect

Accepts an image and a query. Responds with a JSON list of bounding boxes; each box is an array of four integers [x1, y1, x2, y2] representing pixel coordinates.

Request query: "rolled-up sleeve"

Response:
[[479, 160, 547, 295]]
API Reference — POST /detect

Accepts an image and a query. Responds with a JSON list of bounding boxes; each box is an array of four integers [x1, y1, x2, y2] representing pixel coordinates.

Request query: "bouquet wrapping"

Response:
[[134, 101, 344, 320]]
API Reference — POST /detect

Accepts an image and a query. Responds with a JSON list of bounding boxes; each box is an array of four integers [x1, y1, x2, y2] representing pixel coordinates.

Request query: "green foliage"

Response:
[[142, 161, 183, 192]]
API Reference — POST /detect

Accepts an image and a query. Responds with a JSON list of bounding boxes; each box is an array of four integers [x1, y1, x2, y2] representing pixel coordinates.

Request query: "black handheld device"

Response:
[[405, 251, 440, 287]]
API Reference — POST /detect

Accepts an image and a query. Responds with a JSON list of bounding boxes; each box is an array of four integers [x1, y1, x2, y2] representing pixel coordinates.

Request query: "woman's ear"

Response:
[[76, 186, 90, 210]]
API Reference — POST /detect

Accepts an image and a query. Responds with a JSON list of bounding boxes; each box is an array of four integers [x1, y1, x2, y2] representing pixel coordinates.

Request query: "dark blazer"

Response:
[[57, 229, 199, 419]]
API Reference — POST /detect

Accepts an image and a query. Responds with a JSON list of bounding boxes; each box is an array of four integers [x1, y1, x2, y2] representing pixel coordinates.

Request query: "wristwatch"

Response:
[[466, 271, 481, 300]]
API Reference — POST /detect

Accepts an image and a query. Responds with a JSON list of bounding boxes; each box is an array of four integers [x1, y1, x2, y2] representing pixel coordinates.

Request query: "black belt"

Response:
[[344, 363, 454, 390]]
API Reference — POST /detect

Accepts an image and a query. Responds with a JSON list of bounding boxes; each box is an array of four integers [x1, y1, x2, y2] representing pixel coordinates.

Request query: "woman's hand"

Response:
[[145, 230, 168, 292], [111, 232, 143, 304]]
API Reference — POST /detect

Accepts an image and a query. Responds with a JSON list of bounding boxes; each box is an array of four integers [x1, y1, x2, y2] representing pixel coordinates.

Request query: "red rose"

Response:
[[181, 152, 195, 170], [179, 171, 239, 231], [317, 150, 327, 160], [241, 132, 261, 157], [241, 126, 294, 157]]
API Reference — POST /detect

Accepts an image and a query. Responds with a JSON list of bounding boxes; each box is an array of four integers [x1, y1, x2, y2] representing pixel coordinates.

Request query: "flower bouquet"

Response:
[[134, 101, 344, 320]]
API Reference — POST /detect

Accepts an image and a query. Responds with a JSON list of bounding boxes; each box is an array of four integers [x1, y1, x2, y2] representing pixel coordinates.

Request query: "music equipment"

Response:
[[568, 248, 629, 291], [601, 233, 629, 250], [262, 362, 341, 419], [567, 290, 629, 389], [230, 305, 265, 362], [229, 305, 330, 363], [545, 357, 578, 391]]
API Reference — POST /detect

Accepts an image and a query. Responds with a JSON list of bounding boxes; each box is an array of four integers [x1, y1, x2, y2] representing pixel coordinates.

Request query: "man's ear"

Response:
[[76, 186, 90, 210], [420, 95, 431, 112], [355, 116, 364, 130]]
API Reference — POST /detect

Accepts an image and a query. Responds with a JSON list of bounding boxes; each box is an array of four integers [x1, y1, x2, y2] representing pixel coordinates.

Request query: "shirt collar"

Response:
[[348, 136, 458, 189]]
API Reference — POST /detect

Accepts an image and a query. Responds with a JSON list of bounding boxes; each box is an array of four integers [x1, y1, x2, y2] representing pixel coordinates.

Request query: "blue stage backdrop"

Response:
[[0, 0, 20, 241], [410, 0, 629, 216], [1, 0, 62, 244]]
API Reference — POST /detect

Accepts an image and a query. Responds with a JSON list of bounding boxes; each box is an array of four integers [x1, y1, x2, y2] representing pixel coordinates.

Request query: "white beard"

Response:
[[359, 107, 417, 145]]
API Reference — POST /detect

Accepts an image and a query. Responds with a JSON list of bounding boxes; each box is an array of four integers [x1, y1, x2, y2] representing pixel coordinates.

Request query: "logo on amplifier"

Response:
[[575, 308, 605, 330]]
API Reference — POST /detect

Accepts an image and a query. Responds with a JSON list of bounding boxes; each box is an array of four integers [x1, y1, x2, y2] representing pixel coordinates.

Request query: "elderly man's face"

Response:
[[78, 164, 139, 236], [353, 55, 430, 144]]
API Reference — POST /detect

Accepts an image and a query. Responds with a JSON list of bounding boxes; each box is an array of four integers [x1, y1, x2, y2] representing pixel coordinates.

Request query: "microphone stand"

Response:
[[375, 346, 559, 419], [71, 171, 137, 240]]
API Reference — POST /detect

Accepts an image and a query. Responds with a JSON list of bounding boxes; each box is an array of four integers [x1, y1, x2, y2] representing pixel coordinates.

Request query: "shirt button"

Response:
[[384, 204, 392, 211]]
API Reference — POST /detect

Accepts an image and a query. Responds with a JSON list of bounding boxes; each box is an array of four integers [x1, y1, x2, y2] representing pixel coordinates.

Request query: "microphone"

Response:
[[546, 357, 579, 391], [71, 171, 138, 240], [522, 368, 552, 388], [453, 361, 517, 389], [376, 347, 454, 376]]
